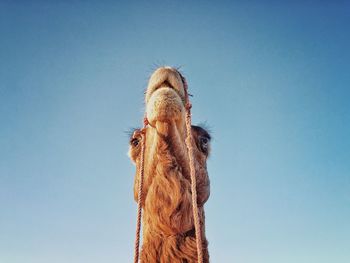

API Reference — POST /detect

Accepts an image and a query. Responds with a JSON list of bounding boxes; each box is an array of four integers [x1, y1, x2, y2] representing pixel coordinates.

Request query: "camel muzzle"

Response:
[[145, 67, 186, 127]]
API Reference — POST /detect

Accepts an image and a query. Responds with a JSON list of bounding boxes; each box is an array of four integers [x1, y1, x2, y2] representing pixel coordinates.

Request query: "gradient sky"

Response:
[[1, 1, 349, 262]]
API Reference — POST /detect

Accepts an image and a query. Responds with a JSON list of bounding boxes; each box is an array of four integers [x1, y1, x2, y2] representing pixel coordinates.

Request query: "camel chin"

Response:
[[146, 86, 185, 129]]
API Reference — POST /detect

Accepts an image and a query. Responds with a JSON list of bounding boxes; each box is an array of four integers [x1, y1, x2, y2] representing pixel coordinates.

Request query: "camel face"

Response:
[[129, 67, 211, 164], [128, 67, 211, 262]]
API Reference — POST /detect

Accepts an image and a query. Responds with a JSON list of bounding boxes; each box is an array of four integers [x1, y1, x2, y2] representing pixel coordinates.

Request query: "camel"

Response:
[[128, 67, 211, 263]]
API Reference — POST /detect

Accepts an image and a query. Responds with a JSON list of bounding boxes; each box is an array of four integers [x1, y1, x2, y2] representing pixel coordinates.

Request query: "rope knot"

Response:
[[140, 128, 147, 136], [143, 117, 149, 127], [186, 102, 192, 110]]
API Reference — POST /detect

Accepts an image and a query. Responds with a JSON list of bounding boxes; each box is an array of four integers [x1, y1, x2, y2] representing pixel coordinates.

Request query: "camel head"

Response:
[[128, 67, 211, 192]]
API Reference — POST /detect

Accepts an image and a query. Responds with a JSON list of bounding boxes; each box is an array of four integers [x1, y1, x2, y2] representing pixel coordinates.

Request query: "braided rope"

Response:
[[183, 79, 203, 263], [133, 76, 203, 263], [133, 117, 148, 263]]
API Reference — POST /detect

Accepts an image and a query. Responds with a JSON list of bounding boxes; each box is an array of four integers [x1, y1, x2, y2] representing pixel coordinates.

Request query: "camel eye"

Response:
[[201, 137, 208, 145], [199, 136, 209, 152], [130, 138, 139, 147]]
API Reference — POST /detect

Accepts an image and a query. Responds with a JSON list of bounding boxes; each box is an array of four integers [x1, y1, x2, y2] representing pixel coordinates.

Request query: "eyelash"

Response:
[[130, 138, 139, 147]]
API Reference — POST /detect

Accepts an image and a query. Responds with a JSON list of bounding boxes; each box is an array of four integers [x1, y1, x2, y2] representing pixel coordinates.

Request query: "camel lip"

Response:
[[147, 81, 186, 107], [146, 86, 186, 127]]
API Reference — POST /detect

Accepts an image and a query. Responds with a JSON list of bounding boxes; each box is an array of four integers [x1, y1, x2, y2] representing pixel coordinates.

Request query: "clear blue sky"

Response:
[[1, 1, 349, 262]]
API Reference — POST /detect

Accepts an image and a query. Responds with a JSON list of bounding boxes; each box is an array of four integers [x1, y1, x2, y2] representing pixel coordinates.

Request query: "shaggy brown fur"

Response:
[[129, 67, 211, 263]]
